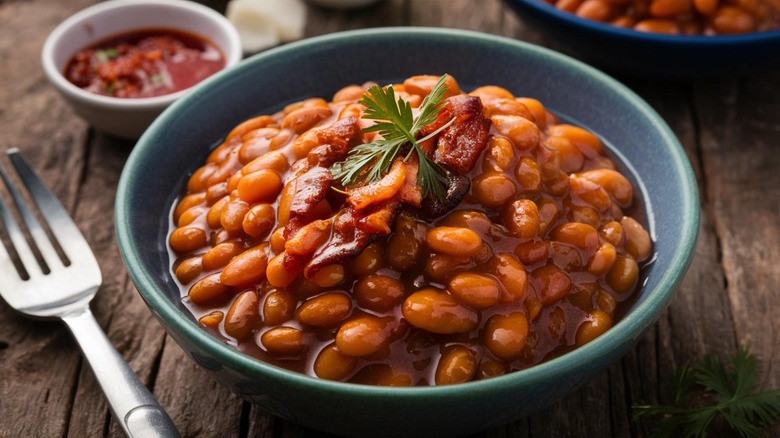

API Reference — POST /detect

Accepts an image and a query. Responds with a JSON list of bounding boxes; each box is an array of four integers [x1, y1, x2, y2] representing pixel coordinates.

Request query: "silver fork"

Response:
[[0, 148, 179, 438]]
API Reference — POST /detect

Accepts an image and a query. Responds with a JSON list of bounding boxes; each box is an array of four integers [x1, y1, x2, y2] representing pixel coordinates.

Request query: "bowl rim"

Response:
[[506, 0, 780, 44], [116, 27, 700, 397], [40, 0, 242, 110]]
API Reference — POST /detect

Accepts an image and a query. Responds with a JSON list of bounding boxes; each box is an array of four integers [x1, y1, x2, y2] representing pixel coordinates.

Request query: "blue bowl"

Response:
[[504, 0, 780, 77], [116, 27, 699, 437]]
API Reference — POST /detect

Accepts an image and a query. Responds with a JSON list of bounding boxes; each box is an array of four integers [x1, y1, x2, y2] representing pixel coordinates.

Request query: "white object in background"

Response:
[[226, 0, 306, 53]]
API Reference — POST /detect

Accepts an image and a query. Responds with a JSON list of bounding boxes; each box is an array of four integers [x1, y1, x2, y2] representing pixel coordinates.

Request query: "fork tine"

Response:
[[6, 149, 95, 268], [0, 192, 35, 279], [0, 162, 52, 276], [2, 148, 63, 270]]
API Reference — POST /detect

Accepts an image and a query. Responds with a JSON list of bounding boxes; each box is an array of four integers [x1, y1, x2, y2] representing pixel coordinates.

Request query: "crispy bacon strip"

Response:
[[398, 155, 422, 207], [347, 158, 406, 210], [281, 219, 334, 280], [307, 117, 360, 168], [307, 143, 349, 168], [419, 173, 471, 220], [284, 166, 332, 239], [304, 208, 372, 277], [285, 219, 332, 256], [290, 95, 491, 276], [318, 116, 360, 146], [419, 101, 454, 137], [280, 251, 307, 280], [356, 200, 401, 235], [433, 95, 491, 175], [303, 201, 401, 277]]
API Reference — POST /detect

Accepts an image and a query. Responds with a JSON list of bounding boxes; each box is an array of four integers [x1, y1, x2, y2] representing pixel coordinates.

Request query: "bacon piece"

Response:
[[347, 158, 406, 211], [303, 195, 402, 277], [419, 174, 471, 220], [419, 101, 455, 137], [308, 143, 350, 168], [418, 102, 454, 156], [280, 251, 307, 280], [284, 219, 332, 256], [290, 96, 490, 276], [398, 156, 422, 207], [357, 200, 401, 234], [299, 117, 360, 168], [304, 208, 372, 277], [433, 95, 491, 175], [318, 116, 360, 145], [305, 198, 402, 277], [284, 166, 332, 239]]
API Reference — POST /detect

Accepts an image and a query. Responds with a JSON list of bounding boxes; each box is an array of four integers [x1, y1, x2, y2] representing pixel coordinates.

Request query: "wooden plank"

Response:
[[694, 73, 780, 366], [409, 0, 503, 30], [0, 0, 93, 197], [613, 80, 739, 436], [694, 73, 780, 437], [305, 0, 406, 36], [152, 338, 245, 437], [0, 316, 82, 437], [0, 0, 100, 437]]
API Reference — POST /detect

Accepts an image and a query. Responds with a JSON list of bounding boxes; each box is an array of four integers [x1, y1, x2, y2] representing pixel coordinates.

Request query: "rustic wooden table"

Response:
[[1, 0, 778, 437]]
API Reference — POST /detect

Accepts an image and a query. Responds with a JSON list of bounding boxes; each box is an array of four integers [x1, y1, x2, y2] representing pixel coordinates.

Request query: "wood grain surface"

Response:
[[1, 0, 778, 437]]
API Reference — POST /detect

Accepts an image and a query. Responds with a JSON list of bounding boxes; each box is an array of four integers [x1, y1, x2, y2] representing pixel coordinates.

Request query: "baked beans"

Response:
[[169, 74, 652, 386], [544, 0, 780, 34]]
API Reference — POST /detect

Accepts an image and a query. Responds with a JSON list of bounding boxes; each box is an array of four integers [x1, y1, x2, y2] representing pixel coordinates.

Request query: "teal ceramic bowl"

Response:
[[116, 28, 699, 437]]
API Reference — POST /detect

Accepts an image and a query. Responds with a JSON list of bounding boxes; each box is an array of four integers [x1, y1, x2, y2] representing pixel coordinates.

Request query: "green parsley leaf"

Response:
[[151, 73, 167, 87], [95, 47, 118, 63], [330, 74, 452, 201], [633, 347, 780, 438]]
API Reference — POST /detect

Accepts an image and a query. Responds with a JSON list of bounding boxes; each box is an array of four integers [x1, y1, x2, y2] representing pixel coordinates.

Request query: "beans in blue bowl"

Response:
[[167, 73, 653, 386]]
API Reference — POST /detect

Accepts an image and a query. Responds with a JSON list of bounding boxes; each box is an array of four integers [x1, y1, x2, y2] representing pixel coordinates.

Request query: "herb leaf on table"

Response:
[[633, 347, 780, 438]]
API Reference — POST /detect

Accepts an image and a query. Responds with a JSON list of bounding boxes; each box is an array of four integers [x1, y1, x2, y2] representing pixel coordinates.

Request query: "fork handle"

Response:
[[62, 307, 181, 438]]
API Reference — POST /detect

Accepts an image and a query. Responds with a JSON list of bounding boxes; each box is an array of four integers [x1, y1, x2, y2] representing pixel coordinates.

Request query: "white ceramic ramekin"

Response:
[[42, 0, 242, 139]]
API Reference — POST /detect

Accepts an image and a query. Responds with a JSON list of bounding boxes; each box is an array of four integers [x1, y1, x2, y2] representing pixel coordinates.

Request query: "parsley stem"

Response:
[[416, 116, 457, 145]]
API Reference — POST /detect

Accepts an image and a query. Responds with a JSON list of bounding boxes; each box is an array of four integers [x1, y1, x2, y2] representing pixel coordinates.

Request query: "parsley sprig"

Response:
[[633, 347, 780, 437], [330, 74, 454, 201]]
